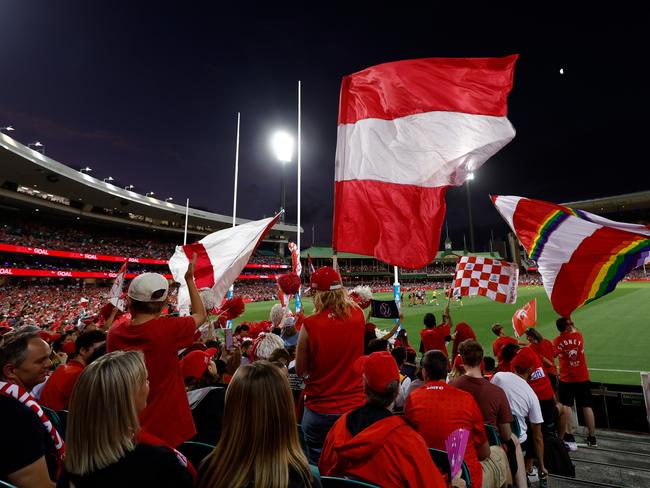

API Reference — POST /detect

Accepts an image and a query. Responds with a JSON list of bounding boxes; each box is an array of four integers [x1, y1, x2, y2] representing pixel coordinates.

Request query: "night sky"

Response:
[[1, 3, 647, 251]]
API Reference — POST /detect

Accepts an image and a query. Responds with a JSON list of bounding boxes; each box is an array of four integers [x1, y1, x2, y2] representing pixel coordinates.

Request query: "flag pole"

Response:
[[295, 80, 303, 313], [393, 265, 401, 334], [183, 198, 190, 245], [226, 112, 241, 329]]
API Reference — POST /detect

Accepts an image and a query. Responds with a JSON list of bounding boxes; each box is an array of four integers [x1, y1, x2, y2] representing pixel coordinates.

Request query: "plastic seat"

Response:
[[177, 441, 215, 468], [510, 419, 521, 439], [429, 448, 472, 487], [320, 476, 380, 487], [484, 423, 501, 446], [41, 406, 64, 437], [57, 409, 68, 436]]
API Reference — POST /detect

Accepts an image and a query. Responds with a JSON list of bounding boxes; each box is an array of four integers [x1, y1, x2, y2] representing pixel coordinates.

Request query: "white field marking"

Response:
[[589, 368, 645, 373]]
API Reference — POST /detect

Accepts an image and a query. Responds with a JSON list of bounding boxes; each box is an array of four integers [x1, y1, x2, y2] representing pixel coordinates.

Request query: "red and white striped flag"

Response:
[[108, 260, 128, 306], [333, 55, 518, 269], [168, 214, 280, 314], [512, 298, 537, 337], [288, 241, 302, 276], [452, 256, 519, 304]]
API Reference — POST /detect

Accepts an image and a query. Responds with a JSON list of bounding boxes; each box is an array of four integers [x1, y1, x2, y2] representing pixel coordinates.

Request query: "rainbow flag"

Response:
[[492, 195, 650, 317]]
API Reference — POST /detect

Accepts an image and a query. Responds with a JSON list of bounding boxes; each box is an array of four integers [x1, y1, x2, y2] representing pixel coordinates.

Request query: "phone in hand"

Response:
[[225, 328, 233, 351]]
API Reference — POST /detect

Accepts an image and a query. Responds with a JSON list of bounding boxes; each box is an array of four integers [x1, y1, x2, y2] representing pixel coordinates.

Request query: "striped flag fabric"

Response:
[[512, 298, 537, 337], [452, 256, 519, 304], [492, 195, 650, 317], [168, 213, 280, 314], [333, 55, 518, 268]]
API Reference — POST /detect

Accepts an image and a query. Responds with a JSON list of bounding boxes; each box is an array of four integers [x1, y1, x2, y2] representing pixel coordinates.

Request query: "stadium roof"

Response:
[[0, 132, 299, 238], [301, 246, 502, 261], [563, 191, 650, 215]]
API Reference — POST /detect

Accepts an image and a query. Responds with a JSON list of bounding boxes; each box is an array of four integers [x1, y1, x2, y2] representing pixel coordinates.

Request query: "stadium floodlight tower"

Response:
[[80, 167, 92, 174], [124, 184, 135, 190], [103, 176, 114, 182], [28, 141, 45, 154], [146, 191, 155, 197], [271, 130, 294, 223], [0, 125, 15, 132]]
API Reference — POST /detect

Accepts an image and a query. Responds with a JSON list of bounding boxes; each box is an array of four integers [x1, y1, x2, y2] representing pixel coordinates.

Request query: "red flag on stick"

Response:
[[512, 298, 537, 337]]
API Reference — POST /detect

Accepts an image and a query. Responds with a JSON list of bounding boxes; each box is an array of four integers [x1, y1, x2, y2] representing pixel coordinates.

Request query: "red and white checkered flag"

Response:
[[452, 256, 519, 304]]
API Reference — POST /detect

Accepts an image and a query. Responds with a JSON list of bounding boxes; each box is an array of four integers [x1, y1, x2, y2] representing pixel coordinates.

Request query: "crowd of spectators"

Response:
[[1, 263, 599, 487]]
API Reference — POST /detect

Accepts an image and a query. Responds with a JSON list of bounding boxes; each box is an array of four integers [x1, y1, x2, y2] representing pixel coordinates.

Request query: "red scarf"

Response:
[[0, 380, 65, 477]]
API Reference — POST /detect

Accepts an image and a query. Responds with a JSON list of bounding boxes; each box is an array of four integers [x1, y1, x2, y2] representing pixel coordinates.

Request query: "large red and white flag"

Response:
[[288, 241, 302, 276], [492, 195, 650, 316], [452, 256, 519, 304], [108, 260, 128, 306], [168, 214, 280, 314], [333, 55, 518, 268], [512, 298, 537, 337]]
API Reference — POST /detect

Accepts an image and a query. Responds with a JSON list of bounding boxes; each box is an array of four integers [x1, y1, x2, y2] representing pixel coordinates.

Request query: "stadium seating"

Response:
[[484, 423, 501, 446], [428, 447, 471, 486], [177, 440, 215, 468], [42, 406, 64, 438], [320, 476, 380, 487]]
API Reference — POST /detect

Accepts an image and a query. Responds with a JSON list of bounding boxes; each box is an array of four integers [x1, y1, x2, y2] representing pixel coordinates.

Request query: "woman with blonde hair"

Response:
[[59, 350, 193, 487], [295, 267, 365, 464], [198, 361, 320, 488]]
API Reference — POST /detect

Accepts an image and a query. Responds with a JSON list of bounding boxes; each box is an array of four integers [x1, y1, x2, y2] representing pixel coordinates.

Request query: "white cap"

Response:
[[127, 273, 169, 302]]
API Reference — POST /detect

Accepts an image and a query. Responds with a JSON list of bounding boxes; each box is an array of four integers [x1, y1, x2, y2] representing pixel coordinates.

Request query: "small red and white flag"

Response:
[[277, 287, 290, 307], [452, 256, 519, 304], [109, 260, 128, 305], [288, 241, 302, 276], [333, 55, 518, 268], [512, 298, 537, 337], [168, 213, 281, 314]]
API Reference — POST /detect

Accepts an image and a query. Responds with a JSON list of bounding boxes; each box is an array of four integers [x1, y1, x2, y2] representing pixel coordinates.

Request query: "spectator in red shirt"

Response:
[[106, 255, 207, 448], [40, 330, 106, 411], [553, 317, 597, 448], [319, 351, 446, 488], [419, 306, 451, 357], [405, 350, 508, 488], [296, 267, 365, 464], [452, 320, 477, 360], [525, 328, 558, 390], [491, 323, 520, 359]]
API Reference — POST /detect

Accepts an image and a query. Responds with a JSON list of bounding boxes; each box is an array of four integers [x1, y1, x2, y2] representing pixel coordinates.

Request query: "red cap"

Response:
[[180, 348, 218, 380], [354, 351, 400, 393], [310, 267, 343, 291], [511, 347, 537, 372]]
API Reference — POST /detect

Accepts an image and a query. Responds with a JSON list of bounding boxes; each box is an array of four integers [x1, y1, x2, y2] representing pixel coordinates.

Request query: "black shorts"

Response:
[[558, 380, 593, 408], [547, 373, 558, 392], [539, 398, 558, 433]]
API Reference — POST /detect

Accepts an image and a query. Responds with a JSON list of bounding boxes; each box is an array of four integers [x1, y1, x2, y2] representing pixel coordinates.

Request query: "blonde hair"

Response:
[[313, 288, 357, 318], [198, 361, 312, 488], [65, 350, 147, 476]]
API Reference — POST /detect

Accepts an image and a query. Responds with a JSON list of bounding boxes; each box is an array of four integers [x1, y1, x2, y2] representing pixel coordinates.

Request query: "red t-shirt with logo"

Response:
[[523, 347, 555, 401], [420, 324, 451, 356], [405, 380, 487, 488], [107, 316, 197, 447], [39, 359, 84, 411], [529, 339, 558, 376], [302, 306, 365, 414], [553, 330, 590, 382], [492, 336, 518, 358]]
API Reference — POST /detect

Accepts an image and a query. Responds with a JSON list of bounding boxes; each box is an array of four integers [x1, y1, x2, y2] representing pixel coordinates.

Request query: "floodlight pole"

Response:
[[226, 112, 241, 329], [295, 80, 303, 313], [466, 177, 475, 252], [183, 198, 190, 245]]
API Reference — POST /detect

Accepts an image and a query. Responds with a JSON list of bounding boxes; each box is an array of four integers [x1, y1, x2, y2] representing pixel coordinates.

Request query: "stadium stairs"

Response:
[[549, 429, 650, 487]]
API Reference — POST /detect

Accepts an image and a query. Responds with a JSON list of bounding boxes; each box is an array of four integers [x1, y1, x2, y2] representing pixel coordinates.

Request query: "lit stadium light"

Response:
[[80, 167, 92, 173], [0, 126, 15, 132], [103, 176, 114, 182], [271, 131, 294, 163], [467, 171, 475, 180], [124, 184, 135, 190], [146, 192, 155, 197], [28, 141, 43, 148], [165, 197, 173, 201]]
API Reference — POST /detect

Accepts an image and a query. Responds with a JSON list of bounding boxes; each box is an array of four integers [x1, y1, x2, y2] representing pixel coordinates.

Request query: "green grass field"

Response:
[[227, 282, 650, 386]]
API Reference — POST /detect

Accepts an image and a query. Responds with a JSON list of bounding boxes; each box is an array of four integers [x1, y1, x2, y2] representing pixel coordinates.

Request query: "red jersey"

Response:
[[319, 411, 445, 488], [452, 322, 477, 359], [107, 316, 197, 447], [39, 359, 84, 411], [492, 336, 518, 358], [523, 347, 555, 401], [302, 307, 365, 414], [553, 330, 590, 382], [420, 324, 451, 356], [405, 380, 487, 488], [529, 339, 557, 376]]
